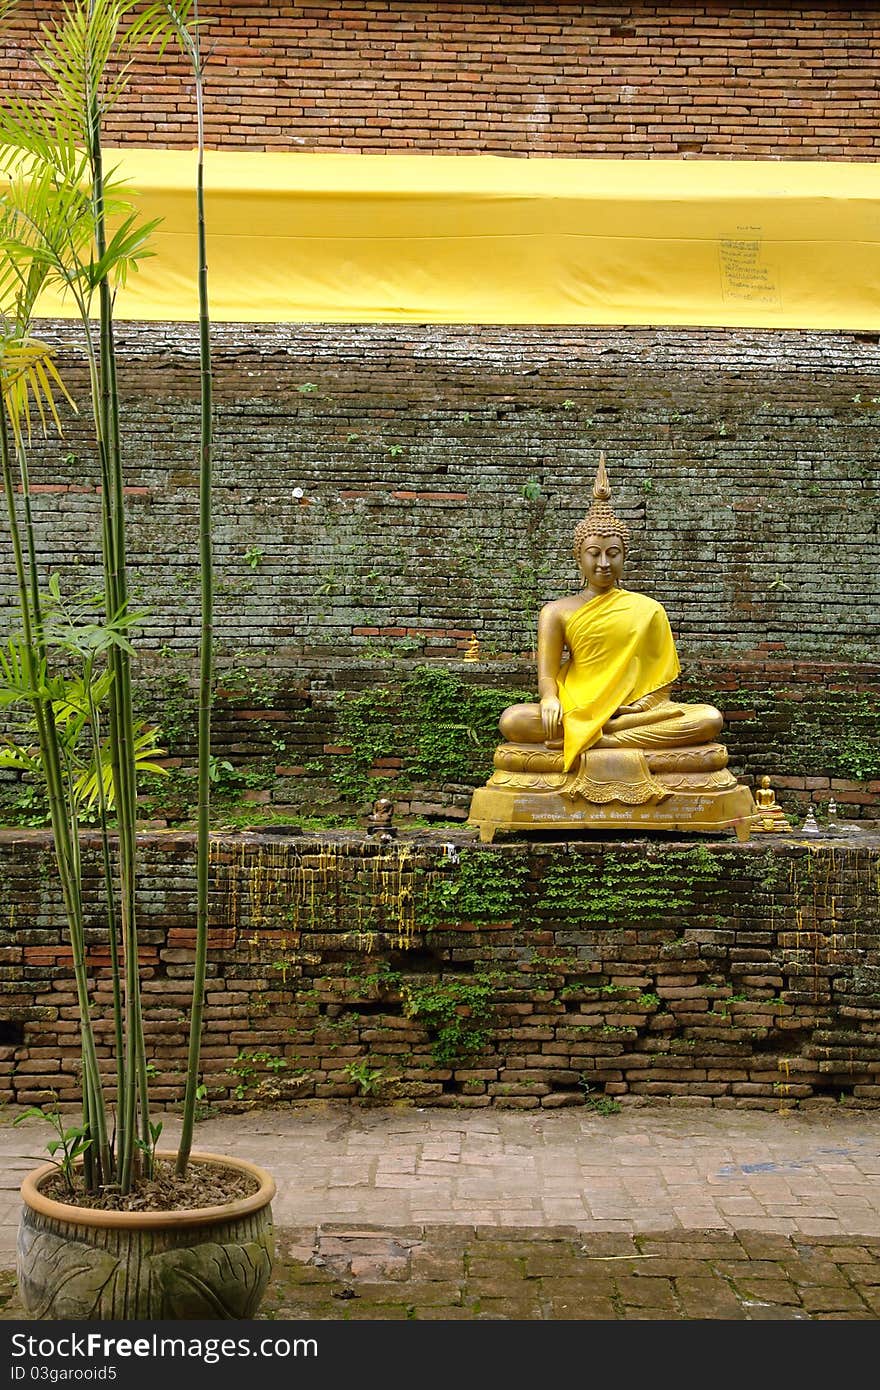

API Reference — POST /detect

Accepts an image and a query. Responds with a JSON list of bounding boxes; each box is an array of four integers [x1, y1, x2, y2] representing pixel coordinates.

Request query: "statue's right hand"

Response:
[[540, 696, 563, 740]]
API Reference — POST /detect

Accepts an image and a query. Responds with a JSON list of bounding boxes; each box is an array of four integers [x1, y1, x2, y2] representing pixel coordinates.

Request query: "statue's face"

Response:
[[578, 533, 625, 592]]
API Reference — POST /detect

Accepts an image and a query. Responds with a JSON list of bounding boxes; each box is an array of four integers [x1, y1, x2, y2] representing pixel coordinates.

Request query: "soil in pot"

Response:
[[41, 1159, 259, 1212]]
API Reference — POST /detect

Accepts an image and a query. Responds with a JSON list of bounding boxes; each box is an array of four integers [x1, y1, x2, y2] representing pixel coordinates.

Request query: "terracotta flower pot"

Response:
[[18, 1151, 276, 1320]]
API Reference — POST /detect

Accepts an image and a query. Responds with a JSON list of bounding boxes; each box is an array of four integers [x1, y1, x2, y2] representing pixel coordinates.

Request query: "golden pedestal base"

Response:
[[752, 809, 794, 834], [468, 742, 757, 843]]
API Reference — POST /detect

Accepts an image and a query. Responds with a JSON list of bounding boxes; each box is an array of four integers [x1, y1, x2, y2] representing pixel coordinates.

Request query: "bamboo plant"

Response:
[[160, 0, 211, 1179], [0, 0, 213, 1196]]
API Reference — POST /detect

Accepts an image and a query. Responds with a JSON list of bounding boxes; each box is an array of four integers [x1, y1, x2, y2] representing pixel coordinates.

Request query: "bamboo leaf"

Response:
[[13, 1107, 53, 1125], [89, 213, 160, 287], [134, 758, 168, 779], [74, 719, 168, 810], [0, 637, 44, 703]]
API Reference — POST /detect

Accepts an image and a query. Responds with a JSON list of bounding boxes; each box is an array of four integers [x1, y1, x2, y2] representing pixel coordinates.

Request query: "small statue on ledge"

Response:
[[366, 797, 397, 839], [800, 805, 820, 836], [753, 776, 794, 833], [468, 454, 756, 843], [463, 635, 481, 663]]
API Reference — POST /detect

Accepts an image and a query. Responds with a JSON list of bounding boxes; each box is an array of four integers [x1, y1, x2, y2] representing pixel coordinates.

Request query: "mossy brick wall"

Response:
[[2, 829, 879, 1112], [135, 655, 880, 825], [16, 324, 879, 663], [2, 322, 877, 818], [3, 10, 878, 816], [3, 2, 880, 159]]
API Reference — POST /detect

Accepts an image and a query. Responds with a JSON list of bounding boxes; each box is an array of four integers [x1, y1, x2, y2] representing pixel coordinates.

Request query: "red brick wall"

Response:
[[3, 321, 876, 823], [4, 831, 879, 1110], [2, 3, 879, 158]]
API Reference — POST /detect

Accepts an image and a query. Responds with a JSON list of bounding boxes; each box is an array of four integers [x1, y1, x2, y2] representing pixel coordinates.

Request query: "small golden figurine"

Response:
[[463, 635, 480, 663], [752, 776, 794, 833]]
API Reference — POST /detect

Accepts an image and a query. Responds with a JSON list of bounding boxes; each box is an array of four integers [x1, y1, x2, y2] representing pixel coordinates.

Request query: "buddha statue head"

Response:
[[572, 452, 630, 593]]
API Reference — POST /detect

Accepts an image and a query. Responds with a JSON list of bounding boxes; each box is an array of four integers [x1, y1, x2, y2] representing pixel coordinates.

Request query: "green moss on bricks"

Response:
[[417, 843, 723, 933], [709, 688, 880, 781], [416, 848, 530, 926], [329, 665, 532, 802], [401, 972, 498, 1065], [536, 846, 722, 924], [140, 672, 198, 750]]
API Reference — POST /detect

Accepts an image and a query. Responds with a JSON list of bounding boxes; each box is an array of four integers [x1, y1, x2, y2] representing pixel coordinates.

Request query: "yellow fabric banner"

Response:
[[21, 150, 880, 327]]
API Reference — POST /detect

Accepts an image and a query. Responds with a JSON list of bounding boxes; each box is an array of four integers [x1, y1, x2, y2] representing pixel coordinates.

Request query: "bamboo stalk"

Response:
[[176, 0, 211, 1175], [86, 677, 125, 1131], [0, 399, 111, 1186], [85, 4, 149, 1192]]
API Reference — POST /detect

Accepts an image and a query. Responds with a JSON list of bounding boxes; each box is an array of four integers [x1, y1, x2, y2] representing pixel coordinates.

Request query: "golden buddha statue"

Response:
[[468, 455, 757, 842], [753, 776, 793, 832]]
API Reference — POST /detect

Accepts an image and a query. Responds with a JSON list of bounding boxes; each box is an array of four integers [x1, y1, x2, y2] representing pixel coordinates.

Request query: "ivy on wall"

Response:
[[413, 843, 722, 931], [401, 972, 499, 1065], [416, 847, 530, 926], [535, 845, 722, 924], [705, 688, 880, 781], [3, 659, 878, 828], [328, 665, 532, 803], [8, 832, 880, 1106]]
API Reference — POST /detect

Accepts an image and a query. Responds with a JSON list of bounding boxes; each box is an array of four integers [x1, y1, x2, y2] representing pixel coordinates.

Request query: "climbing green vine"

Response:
[[536, 846, 722, 923], [329, 665, 531, 803], [699, 687, 880, 782], [401, 972, 498, 1066], [416, 848, 530, 926]]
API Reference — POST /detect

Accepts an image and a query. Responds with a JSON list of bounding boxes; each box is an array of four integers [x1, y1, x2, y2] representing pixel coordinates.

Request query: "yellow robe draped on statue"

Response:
[[558, 589, 681, 773]]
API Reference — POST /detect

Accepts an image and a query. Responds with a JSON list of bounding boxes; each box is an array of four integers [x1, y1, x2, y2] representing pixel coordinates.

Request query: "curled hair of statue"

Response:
[[572, 450, 632, 558]]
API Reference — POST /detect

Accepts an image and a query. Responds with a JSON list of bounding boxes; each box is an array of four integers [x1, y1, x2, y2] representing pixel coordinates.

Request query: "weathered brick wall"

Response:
[[3, 829, 878, 1111], [14, 322, 880, 661], [3, 2, 879, 158], [200, 654, 880, 823], [4, 322, 877, 816], [3, 10, 878, 817]]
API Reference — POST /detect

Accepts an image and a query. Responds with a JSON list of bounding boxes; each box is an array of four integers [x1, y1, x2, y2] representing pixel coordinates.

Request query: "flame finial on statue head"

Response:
[[572, 450, 631, 557], [593, 449, 612, 503]]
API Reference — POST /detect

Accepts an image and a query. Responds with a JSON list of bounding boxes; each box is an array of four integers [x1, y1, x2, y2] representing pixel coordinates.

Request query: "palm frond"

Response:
[[0, 1, 21, 31], [0, 334, 76, 447], [2, 155, 160, 322], [35, 0, 185, 134], [89, 209, 159, 288], [0, 736, 42, 775], [50, 669, 114, 729], [1, 154, 97, 323], [75, 720, 168, 810], [0, 94, 82, 183], [0, 636, 45, 705]]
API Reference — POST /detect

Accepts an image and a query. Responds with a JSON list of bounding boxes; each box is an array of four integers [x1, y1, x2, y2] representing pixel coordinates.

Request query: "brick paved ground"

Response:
[[257, 1224, 880, 1321], [2, 1102, 879, 1320]]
